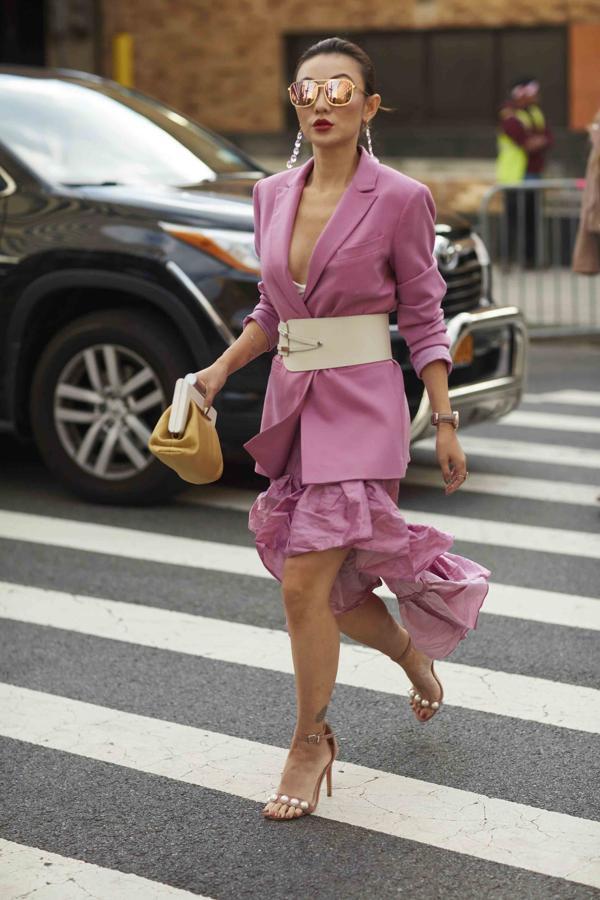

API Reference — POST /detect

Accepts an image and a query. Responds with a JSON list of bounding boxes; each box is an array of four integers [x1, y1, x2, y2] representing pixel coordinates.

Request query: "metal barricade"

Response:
[[478, 179, 599, 336]]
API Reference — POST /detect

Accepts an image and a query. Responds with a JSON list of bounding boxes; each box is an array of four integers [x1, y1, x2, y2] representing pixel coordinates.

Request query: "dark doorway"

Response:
[[0, 0, 46, 66]]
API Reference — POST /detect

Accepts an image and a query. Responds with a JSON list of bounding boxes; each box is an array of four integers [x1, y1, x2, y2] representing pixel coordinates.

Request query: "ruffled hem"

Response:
[[248, 466, 491, 660]]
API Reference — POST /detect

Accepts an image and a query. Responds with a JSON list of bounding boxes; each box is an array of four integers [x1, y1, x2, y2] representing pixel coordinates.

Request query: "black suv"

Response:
[[0, 66, 527, 504]]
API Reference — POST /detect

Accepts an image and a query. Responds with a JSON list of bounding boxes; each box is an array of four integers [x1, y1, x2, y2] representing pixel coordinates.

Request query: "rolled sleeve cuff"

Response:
[[242, 311, 278, 352], [413, 346, 454, 380]]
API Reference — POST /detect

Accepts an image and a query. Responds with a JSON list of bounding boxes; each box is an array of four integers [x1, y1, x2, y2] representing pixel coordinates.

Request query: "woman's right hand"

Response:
[[191, 359, 228, 409]]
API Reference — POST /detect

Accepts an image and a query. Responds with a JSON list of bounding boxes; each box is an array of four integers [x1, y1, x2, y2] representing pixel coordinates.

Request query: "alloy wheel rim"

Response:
[[54, 343, 166, 481]]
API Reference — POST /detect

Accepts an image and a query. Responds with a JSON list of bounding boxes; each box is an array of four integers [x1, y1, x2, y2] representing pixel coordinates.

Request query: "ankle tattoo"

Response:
[[315, 704, 328, 723]]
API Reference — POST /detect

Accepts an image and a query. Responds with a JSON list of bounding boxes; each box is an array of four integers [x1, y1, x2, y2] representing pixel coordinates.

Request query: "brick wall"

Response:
[[569, 22, 600, 128]]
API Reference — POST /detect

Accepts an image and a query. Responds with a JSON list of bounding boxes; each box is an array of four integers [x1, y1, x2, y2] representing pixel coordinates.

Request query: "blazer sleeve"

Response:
[[390, 184, 454, 380], [241, 180, 280, 352]]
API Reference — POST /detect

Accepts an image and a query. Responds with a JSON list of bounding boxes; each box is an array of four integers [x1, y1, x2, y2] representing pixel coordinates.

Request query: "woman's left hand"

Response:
[[436, 426, 468, 494]]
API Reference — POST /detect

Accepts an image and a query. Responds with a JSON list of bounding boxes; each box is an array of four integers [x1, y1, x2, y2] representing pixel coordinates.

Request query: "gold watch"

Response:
[[431, 411, 459, 429]]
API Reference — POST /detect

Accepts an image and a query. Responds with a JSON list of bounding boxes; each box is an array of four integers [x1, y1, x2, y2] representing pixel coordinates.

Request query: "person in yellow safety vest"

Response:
[[496, 77, 554, 265], [496, 77, 554, 183]]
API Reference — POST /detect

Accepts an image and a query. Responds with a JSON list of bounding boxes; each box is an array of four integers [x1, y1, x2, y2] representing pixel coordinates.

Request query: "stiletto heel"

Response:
[[262, 721, 338, 820]]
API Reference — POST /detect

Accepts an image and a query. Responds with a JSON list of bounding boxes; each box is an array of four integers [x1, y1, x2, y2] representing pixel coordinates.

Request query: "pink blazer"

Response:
[[242, 144, 453, 483]]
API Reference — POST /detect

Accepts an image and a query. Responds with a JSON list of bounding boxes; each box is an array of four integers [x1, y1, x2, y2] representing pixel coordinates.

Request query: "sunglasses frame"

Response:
[[287, 77, 368, 108]]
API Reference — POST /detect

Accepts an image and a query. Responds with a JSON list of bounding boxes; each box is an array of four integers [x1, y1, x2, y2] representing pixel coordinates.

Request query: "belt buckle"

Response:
[[277, 320, 323, 358]]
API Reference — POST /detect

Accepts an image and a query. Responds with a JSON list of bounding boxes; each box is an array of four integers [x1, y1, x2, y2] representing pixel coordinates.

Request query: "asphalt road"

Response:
[[1, 337, 599, 899]]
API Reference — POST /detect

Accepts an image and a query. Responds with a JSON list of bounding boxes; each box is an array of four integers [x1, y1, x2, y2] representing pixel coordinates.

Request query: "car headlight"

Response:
[[160, 222, 260, 274]]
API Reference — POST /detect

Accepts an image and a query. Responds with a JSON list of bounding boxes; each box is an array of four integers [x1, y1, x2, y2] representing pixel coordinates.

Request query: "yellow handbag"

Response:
[[148, 374, 223, 484]]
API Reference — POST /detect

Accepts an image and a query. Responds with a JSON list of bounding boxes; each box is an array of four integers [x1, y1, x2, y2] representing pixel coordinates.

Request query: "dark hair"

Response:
[[292, 37, 395, 147]]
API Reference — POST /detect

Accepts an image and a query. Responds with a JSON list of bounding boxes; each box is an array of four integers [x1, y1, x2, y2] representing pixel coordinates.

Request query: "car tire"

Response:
[[30, 308, 196, 506]]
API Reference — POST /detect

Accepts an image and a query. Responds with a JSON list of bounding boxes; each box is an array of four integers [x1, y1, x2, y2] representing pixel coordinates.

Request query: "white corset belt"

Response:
[[277, 313, 392, 372]]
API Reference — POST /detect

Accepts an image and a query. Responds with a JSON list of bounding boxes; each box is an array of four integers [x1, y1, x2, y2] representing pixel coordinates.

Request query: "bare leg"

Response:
[[263, 543, 353, 819], [335, 592, 402, 656], [336, 592, 443, 721]]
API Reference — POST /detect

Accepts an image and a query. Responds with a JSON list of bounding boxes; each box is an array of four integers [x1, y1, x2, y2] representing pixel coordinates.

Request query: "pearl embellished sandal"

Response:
[[262, 721, 338, 820], [393, 635, 443, 721]]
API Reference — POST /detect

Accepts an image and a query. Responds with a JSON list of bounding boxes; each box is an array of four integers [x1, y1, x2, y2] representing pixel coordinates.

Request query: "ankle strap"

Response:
[[299, 725, 335, 744], [392, 635, 412, 665]]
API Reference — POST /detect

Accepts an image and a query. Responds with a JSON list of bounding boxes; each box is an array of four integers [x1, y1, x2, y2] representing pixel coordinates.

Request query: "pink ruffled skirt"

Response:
[[248, 425, 491, 659]]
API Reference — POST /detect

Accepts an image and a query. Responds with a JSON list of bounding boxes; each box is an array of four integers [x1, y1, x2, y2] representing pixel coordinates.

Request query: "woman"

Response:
[[572, 107, 600, 275], [193, 37, 491, 822]]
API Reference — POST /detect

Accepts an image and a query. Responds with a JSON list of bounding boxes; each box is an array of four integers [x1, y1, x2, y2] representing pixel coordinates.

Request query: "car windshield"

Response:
[[0, 74, 258, 187]]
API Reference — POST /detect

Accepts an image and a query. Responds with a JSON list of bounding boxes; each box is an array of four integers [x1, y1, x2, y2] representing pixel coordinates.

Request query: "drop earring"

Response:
[[286, 128, 304, 169], [364, 121, 374, 157]]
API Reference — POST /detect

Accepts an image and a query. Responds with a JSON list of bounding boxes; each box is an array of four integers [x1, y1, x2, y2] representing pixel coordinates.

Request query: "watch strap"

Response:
[[431, 411, 459, 429]]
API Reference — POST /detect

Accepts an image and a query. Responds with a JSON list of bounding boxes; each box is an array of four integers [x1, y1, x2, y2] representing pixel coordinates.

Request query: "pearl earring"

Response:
[[286, 128, 304, 169]]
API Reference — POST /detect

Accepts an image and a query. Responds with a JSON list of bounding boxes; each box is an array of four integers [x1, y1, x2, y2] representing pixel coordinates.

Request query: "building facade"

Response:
[[1, 0, 599, 168]]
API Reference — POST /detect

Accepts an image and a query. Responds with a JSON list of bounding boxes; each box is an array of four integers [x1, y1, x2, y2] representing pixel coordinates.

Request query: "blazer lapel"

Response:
[[268, 145, 380, 312], [267, 174, 312, 319]]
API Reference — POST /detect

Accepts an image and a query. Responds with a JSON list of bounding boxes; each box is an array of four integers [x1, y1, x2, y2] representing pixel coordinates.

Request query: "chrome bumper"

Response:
[[411, 304, 529, 441]]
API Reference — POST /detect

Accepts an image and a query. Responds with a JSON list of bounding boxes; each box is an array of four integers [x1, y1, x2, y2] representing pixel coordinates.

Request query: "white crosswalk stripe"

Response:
[[1, 508, 598, 632], [0, 509, 598, 572], [179, 470, 600, 509], [2, 684, 599, 889], [385, 466, 600, 504], [492, 409, 600, 434], [522, 390, 600, 407], [0, 839, 208, 899], [376, 580, 600, 632], [4, 568, 598, 634], [414, 434, 600, 469], [1, 583, 598, 733], [179, 397, 600, 510]]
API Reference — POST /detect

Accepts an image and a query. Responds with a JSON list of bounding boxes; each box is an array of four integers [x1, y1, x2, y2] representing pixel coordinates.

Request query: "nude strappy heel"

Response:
[[262, 721, 338, 820], [393, 635, 443, 721]]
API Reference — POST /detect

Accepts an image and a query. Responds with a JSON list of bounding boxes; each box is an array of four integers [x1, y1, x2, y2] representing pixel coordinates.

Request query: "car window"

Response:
[[0, 75, 254, 187]]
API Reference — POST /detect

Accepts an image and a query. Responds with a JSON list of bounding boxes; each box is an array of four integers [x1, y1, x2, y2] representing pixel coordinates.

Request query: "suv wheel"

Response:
[[30, 309, 195, 505]]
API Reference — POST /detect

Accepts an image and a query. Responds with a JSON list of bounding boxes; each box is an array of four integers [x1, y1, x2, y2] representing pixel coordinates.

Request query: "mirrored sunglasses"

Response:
[[288, 78, 365, 108]]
